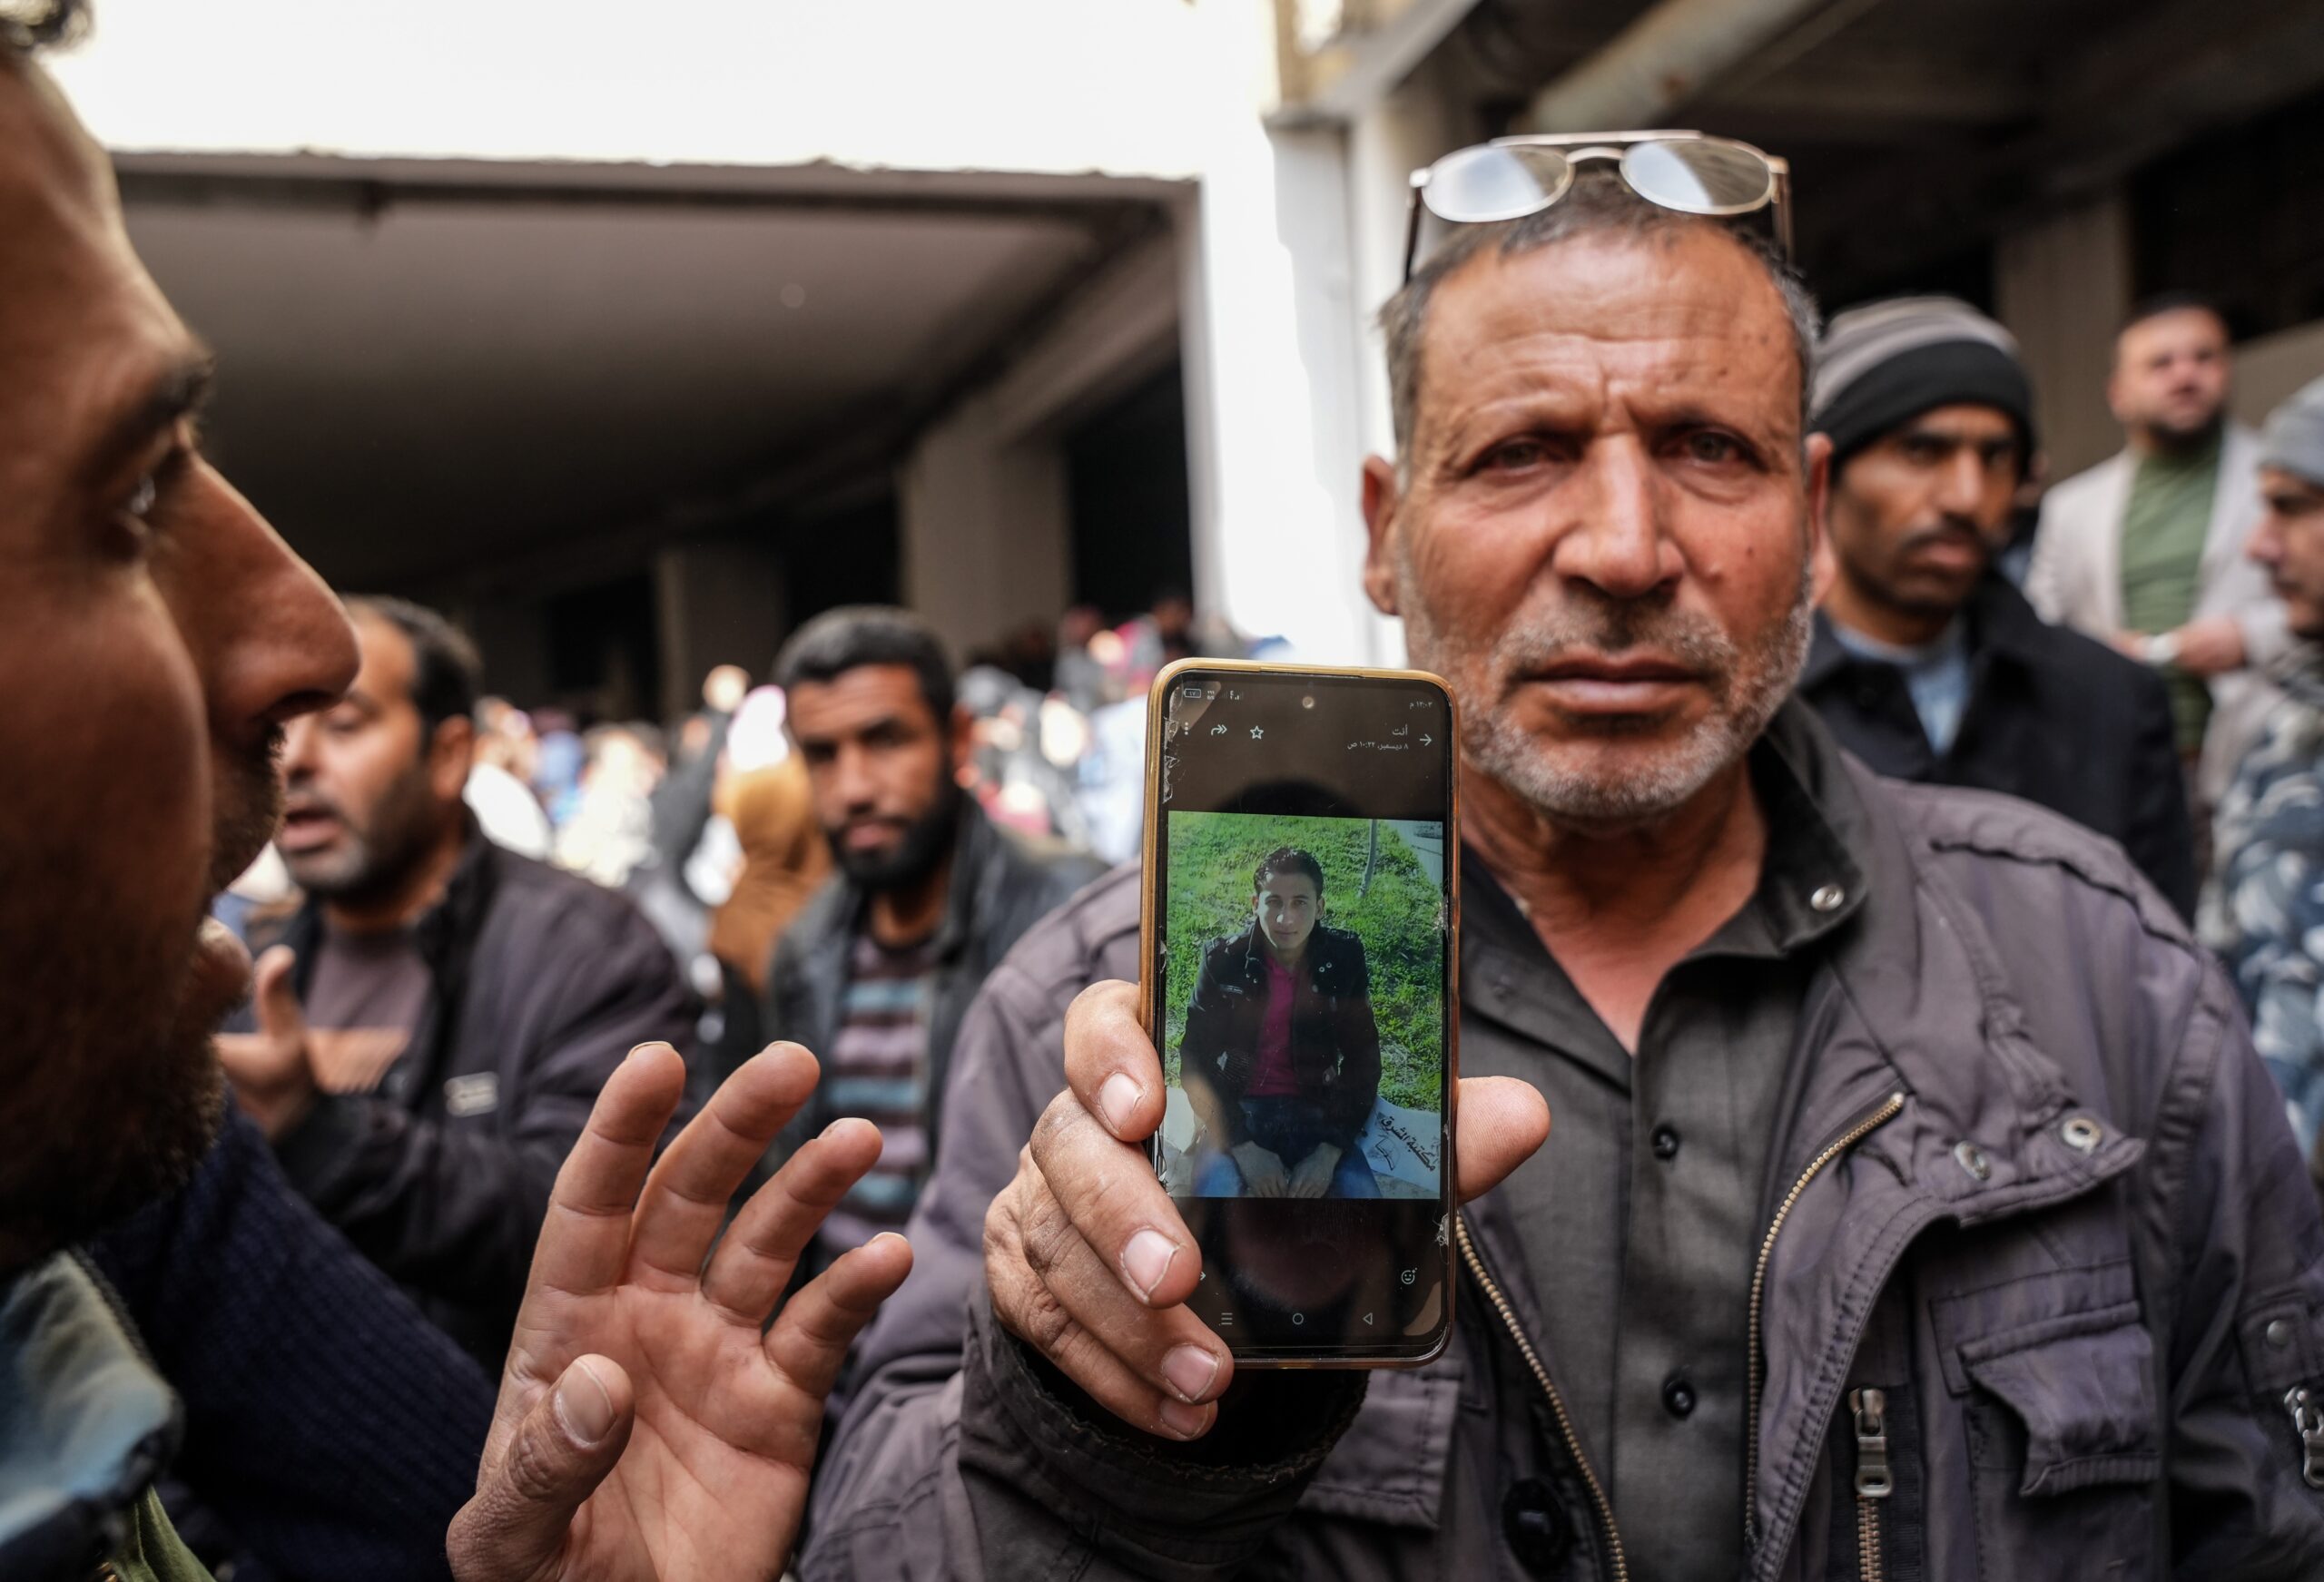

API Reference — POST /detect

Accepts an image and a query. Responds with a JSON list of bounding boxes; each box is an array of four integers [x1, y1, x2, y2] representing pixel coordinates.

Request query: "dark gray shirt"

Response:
[[1459, 742, 1866, 1582], [304, 921, 432, 1094]]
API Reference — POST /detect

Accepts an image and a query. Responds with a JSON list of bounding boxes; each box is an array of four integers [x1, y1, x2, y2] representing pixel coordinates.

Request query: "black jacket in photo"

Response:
[[251, 820, 697, 1367], [1799, 572, 2198, 918], [1177, 921, 1381, 1154]]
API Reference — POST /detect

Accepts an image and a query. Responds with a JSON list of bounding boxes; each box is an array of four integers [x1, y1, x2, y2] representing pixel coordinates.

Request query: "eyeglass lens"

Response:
[[1420, 143, 1571, 225], [1618, 140, 1774, 213]]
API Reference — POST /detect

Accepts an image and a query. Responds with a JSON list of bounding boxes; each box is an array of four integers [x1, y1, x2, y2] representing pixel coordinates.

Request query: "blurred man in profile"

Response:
[[2204, 375, 2324, 1164], [1798, 297, 2196, 913], [226, 595, 694, 1366], [2028, 295, 2286, 811]]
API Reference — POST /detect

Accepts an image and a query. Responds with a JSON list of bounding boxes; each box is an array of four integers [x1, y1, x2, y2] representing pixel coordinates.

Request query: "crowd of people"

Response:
[[11, 5, 2324, 1580]]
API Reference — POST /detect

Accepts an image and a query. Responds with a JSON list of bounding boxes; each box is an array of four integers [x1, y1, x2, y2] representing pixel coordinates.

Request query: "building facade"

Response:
[[48, 0, 2324, 717]]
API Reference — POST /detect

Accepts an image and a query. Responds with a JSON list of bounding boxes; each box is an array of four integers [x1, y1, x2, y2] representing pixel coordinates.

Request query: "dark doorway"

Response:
[[1066, 362, 1195, 623], [2132, 84, 2324, 339], [786, 491, 903, 629], [547, 573, 660, 722]]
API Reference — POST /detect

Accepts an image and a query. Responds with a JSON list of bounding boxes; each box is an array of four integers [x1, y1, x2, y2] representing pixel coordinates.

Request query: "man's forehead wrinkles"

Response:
[[1429, 339, 1788, 433]]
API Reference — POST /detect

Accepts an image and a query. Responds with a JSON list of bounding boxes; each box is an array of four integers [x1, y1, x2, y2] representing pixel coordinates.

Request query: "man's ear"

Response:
[[1804, 432, 1838, 607], [1361, 455, 1404, 617], [948, 702, 975, 785], [428, 715, 478, 802]]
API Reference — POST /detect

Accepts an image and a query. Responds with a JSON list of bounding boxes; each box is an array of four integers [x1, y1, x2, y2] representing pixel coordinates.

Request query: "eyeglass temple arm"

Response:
[[1402, 169, 1429, 283]]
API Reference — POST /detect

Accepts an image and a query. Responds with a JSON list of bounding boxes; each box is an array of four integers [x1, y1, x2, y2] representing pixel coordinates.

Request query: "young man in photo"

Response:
[[1179, 848, 1382, 1199]]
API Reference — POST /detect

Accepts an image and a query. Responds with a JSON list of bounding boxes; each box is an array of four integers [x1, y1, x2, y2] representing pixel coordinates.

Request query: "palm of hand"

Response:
[[449, 1042, 911, 1582], [505, 1284, 817, 1579]]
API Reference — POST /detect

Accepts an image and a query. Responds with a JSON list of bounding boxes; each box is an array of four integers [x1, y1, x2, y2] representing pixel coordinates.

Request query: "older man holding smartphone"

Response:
[[804, 136, 2324, 1581]]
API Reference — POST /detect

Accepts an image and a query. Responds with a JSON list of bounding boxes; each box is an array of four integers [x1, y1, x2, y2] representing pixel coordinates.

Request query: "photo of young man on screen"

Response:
[[1179, 847, 1384, 1198]]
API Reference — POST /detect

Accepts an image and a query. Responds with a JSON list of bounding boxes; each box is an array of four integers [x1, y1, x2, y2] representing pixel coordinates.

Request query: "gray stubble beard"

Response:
[[1394, 534, 1816, 831]]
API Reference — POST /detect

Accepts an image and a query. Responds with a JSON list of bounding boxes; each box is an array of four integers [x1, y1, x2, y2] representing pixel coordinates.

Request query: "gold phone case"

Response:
[[1137, 655, 1462, 1369]]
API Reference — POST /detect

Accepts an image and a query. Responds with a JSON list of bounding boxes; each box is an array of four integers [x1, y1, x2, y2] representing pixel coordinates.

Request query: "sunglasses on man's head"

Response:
[[1402, 131, 1792, 283]]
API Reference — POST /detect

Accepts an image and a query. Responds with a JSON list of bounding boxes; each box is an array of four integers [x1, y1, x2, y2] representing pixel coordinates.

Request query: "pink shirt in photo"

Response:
[[1245, 954, 1302, 1098]]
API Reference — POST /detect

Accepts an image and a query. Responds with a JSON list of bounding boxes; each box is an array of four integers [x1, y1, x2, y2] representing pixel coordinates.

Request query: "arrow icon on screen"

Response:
[[1420, 733, 1433, 746]]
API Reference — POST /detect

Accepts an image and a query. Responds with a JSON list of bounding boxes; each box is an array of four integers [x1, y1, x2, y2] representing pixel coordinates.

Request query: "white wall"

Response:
[[46, 0, 1209, 179]]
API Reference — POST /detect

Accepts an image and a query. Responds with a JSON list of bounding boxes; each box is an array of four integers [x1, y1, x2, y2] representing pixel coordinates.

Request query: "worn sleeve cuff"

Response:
[[960, 1291, 1364, 1555], [271, 1092, 367, 1196]]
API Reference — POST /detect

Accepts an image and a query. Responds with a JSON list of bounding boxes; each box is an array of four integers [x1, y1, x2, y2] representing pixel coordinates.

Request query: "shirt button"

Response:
[[1663, 1375, 1697, 1419], [2269, 1318, 2296, 1351], [1810, 883, 1846, 913], [1500, 1477, 1571, 1574], [1650, 1124, 1681, 1161]]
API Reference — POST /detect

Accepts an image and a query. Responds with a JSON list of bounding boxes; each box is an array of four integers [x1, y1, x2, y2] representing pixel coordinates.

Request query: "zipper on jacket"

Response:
[[2285, 1385, 2324, 1489], [1744, 1090, 1905, 1553], [1848, 1387, 1892, 1582], [1456, 1214, 1630, 1582]]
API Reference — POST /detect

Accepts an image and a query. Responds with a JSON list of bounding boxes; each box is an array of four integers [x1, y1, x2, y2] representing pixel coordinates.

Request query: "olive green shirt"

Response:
[[1459, 719, 1868, 1582], [2119, 431, 2221, 752]]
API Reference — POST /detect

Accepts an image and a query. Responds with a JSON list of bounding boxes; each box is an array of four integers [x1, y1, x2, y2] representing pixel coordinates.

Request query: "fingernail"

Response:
[[554, 1358, 615, 1446], [1120, 1229, 1177, 1302], [1157, 1398, 1210, 1440], [1097, 1072, 1143, 1135], [1161, 1345, 1220, 1404]]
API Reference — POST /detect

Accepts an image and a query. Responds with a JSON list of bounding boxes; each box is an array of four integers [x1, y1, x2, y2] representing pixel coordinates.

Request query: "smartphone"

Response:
[[1139, 658, 1458, 1366]]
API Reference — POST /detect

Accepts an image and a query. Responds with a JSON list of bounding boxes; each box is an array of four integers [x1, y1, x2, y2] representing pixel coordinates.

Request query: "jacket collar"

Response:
[[2267, 640, 2324, 709], [0, 1253, 178, 1578], [1801, 572, 2046, 694], [1748, 700, 2142, 1200]]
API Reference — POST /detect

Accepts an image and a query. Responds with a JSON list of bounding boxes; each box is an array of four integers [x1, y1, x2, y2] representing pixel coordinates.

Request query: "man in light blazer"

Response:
[[2026, 293, 2287, 813]]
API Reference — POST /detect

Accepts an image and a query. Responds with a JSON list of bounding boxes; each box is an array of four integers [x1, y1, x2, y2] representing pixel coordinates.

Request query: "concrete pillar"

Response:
[[897, 401, 1072, 664], [1996, 192, 2133, 482], [652, 535, 787, 722], [1177, 104, 1386, 663]]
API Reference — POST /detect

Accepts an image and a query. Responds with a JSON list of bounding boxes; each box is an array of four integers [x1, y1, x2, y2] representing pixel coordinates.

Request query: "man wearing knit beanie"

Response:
[[1800, 296, 2198, 915], [2205, 374, 2324, 1166]]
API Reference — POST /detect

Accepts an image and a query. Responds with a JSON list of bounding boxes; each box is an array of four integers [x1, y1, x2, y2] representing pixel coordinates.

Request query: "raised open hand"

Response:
[[447, 1040, 912, 1582]]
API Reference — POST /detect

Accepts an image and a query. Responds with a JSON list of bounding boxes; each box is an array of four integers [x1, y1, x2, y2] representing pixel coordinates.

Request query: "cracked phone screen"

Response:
[[1145, 663, 1456, 1365]]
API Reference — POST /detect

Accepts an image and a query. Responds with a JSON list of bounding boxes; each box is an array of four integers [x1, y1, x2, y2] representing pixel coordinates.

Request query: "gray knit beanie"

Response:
[[2260, 375, 2324, 489], [1811, 296, 2036, 471]]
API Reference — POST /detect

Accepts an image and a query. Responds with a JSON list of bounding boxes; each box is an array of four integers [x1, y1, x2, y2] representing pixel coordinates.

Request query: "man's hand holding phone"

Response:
[[985, 980, 1549, 1441]]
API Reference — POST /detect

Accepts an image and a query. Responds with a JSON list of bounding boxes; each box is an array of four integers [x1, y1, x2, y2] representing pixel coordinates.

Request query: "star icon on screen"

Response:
[[1249, 726, 1265, 740]]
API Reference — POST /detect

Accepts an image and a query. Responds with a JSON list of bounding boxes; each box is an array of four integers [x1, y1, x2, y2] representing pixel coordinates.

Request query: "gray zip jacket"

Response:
[[804, 704, 2324, 1580]]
